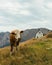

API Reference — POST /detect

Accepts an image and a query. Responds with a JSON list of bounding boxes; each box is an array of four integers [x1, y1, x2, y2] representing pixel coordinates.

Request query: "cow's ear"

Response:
[[20, 31, 24, 33]]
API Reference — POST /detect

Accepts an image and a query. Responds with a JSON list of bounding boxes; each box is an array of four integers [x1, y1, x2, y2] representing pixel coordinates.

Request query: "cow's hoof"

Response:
[[10, 52, 14, 55]]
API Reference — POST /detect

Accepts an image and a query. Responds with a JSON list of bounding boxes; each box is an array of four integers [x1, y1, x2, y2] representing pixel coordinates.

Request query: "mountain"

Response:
[[0, 28, 51, 47], [0, 32, 10, 47], [0, 37, 52, 65], [21, 28, 51, 41]]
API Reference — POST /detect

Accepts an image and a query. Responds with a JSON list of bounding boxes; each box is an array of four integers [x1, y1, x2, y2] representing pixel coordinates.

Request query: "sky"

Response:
[[0, 0, 52, 32]]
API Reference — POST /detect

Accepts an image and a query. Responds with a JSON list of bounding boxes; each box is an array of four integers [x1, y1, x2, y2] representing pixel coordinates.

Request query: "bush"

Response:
[[46, 32, 52, 38]]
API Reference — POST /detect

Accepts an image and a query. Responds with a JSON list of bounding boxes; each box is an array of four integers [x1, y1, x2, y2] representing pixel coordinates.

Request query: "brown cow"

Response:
[[10, 29, 23, 54]]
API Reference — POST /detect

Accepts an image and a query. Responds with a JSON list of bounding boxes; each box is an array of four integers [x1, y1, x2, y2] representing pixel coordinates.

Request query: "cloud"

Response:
[[0, 0, 52, 32], [19, 10, 31, 16], [47, 2, 52, 8], [0, 0, 31, 15], [44, 1, 52, 9]]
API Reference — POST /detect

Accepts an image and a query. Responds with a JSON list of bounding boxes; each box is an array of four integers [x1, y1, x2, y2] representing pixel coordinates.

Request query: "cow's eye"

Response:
[[11, 32, 16, 35]]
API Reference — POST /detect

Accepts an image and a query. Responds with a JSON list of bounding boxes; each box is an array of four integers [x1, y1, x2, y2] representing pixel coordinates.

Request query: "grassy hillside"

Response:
[[0, 37, 52, 65]]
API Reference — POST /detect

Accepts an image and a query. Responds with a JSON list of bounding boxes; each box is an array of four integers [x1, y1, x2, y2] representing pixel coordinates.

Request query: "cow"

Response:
[[10, 29, 23, 54]]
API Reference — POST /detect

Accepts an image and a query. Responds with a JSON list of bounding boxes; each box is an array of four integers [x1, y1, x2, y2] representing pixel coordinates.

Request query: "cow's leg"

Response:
[[16, 45, 17, 51], [16, 42, 19, 51], [10, 44, 14, 55], [16, 43, 18, 51], [11, 45, 13, 52]]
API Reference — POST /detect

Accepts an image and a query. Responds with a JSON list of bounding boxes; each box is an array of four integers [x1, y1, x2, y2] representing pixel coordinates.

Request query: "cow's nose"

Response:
[[18, 38, 21, 41]]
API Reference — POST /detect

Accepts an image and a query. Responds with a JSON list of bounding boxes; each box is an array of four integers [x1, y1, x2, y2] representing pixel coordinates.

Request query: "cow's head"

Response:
[[11, 30, 24, 41]]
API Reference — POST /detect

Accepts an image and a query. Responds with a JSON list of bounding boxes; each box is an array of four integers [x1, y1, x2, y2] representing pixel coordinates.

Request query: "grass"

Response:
[[0, 37, 52, 65]]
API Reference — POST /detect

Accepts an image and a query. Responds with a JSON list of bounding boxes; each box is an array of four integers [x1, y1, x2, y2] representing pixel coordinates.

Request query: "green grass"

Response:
[[0, 38, 52, 65]]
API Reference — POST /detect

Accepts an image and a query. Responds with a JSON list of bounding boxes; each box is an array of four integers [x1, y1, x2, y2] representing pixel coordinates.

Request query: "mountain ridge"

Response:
[[0, 28, 51, 48]]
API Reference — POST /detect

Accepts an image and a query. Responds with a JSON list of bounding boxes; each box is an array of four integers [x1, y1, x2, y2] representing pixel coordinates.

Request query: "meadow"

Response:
[[0, 34, 52, 65]]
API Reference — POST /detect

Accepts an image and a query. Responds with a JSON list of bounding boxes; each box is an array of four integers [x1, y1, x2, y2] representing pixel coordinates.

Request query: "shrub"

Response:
[[46, 32, 52, 38]]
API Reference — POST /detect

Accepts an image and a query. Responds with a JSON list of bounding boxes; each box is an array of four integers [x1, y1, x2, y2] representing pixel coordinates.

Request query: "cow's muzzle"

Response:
[[18, 38, 21, 41]]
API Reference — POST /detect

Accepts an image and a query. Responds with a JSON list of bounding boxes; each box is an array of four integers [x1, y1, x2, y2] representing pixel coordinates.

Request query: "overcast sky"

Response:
[[0, 0, 52, 32]]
